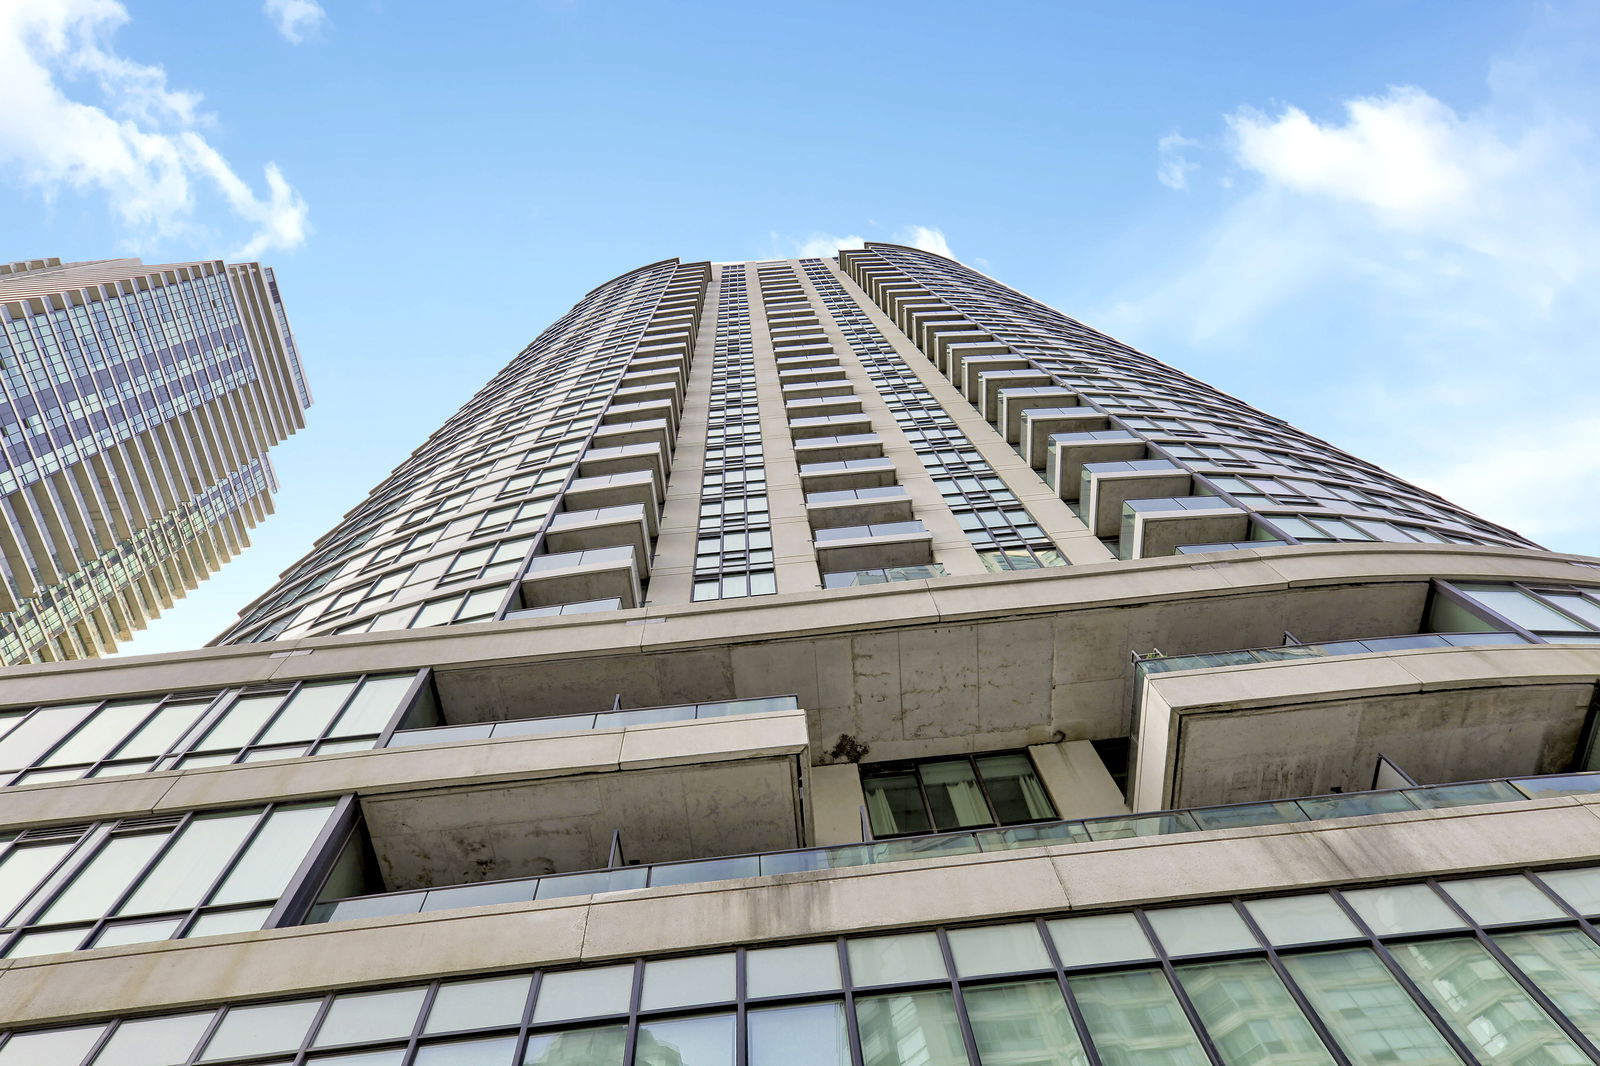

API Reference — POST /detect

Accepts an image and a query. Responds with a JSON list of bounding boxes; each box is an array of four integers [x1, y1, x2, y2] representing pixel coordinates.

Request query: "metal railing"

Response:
[[305, 770, 1600, 926]]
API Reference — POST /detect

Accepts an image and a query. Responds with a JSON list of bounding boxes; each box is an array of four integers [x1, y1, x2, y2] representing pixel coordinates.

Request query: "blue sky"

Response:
[[2, 0, 1597, 656]]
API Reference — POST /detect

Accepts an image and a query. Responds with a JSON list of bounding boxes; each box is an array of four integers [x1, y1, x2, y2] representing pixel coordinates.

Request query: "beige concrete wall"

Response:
[[1030, 739, 1128, 818], [811, 761, 867, 844]]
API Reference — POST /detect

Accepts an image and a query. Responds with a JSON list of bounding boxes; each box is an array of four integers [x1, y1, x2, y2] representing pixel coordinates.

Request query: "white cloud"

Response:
[[776, 225, 956, 261], [1157, 131, 1199, 190], [0, 0, 310, 258], [263, 0, 327, 44], [1096, 28, 1600, 554]]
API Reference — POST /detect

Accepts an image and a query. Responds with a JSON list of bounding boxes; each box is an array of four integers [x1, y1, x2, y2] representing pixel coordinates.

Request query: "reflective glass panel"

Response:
[[198, 692, 284, 751], [120, 811, 257, 915], [1440, 875, 1567, 925], [116, 700, 211, 760], [640, 953, 735, 1010], [1047, 913, 1155, 967], [45, 701, 153, 766], [1391, 937, 1586, 1064], [1147, 903, 1258, 956], [748, 1003, 850, 1066], [964, 979, 1089, 1066], [424, 974, 532, 1034], [948, 922, 1050, 976], [0, 704, 99, 772], [40, 831, 167, 923], [90, 1012, 213, 1066], [1344, 884, 1469, 936], [413, 1036, 519, 1065], [261, 681, 355, 745], [1283, 949, 1463, 1066], [745, 942, 840, 998], [1070, 969, 1210, 1066], [634, 1013, 734, 1066], [202, 999, 323, 1060], [860, 768, 931, 836], [313, 986, 428, 1047], [333, 675, 417, 736], [847, 931, 947, 985], [522, 1024, 626, 1066], [857, 990, 968, 1066], [975, 754, 1056, 823], [531, 964, 634, 1023], [1177, 959, 1336, 1066], [0, 841, 73, 924], [1538, 869, 1600, 916], [1244, 894, 1361, 945], [1495, 928, 1600, 1045], [211, 804, 333, 905], [0, 1025, 104, 1066]]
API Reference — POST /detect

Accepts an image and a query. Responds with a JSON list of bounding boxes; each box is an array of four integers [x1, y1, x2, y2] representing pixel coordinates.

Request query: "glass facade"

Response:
[[0, 800, 337, 957], [0, 257, 308, 664], [0, 671, 423, 785], [15, 867, 1600, 1064]]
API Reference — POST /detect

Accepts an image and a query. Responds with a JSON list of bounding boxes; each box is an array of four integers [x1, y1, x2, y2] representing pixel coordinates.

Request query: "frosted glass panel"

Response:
[[531, 965, 633, 1023], [640, 953, 735, 1010], [948, 922, 1050, 976], [1147, 903, 1257, 955], [1344, 884, 1468, 936], [1047, 913, 1155, 967], [202, 1000, 322, 1060], [121, 812, 257, 915], [212, 804, 333, 905], [424, 975, 532, 1034], [748, 1004, 850, 1066], [847, 932, 947, 985], [746, 942, 840, 998], [314, 986, 428, 1046], [91, 1012, 213, 1066]]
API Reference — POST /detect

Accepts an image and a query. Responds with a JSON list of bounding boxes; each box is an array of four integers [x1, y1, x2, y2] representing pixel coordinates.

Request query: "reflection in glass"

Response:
[[1390, 937, 1586, 1064], [965, 979, 1088, 1066], [748, 1003, 850, 1066], [1070, 968, 1210, 1066], [412, 1036, 519, 1065], [635, 1013, 735, 1066], [522, 1024, 627, 1065], [1496, 929, 1600, 1045], [1283, 949, 1463, 1066], [1343, 884, 1468, 936], [847, 932, 947, 986], [857, 990, 968, 1066], [1177, 959, 1336, 1065]]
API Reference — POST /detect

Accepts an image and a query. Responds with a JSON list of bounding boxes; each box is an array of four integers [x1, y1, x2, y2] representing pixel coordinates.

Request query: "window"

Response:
[[860, 752, 1056, 837]]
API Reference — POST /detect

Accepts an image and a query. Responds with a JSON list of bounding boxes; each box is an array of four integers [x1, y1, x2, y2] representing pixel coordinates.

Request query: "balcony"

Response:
[[601, 397, 677, 433], [608, 380, 680, 410], [587, 417, 672, 455], [560, 470, 659, 523], [777, 362, 842, 385], [958, 354, 1031, 401], [784, 395, 861, 420], [542, 503, 653, 569], [781, 377, 855, 400], [992, 388, 1080, 443], [1044, 430, 1147, 501], [789, 412, 873, 441], [792, 433, 882, 464], [307, 767, 1600, 927], [939, 338, 1009, 377], [519, 545, 642, 610], [805, 486, 915, 530], [977, 371, 1053, 421], [797, 456, 898, 493], [813, 520, 934, 572], [1128, 637, 1592, 812], [1083, 460, 1192, 537], [1119, 496, 1249, 560], [577, 441, 668, 498], [1020, 407, 1110, 468]]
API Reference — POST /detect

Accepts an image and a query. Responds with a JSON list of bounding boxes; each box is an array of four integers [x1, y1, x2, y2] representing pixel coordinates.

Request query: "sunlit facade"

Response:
[[3, 246, 1600, 1066], [0, 256, 309, 665]]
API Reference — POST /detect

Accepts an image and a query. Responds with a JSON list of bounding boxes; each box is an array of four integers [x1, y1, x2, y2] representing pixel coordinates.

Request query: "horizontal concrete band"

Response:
[[2, 795, 1597, 1027], [0, 711, 809, 832], [0, 542, 1587, 706]]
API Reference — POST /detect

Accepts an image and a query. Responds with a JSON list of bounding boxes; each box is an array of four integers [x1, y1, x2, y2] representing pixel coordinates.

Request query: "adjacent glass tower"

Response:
[[3, 245, 1600, 1066], [0, 256, 309, 665]]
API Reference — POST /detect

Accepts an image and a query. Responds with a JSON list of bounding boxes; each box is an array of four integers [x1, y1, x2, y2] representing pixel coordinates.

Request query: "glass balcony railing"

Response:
[[384, 694, 799, 749], [1135, 631, 1531, 678], [306, 770, 1600, 927]]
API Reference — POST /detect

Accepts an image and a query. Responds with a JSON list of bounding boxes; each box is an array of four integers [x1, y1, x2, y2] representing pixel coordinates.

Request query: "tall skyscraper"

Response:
[[0, 256, 309, 666], [1, 246, 1598, 1066]]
